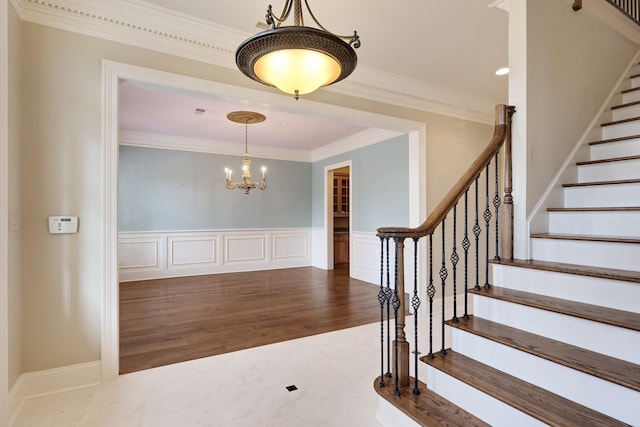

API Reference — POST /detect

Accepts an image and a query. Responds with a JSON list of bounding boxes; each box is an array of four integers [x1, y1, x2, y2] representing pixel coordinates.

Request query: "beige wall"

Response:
[[8, 1, 22, 388], [510, 0, 638, 256], [17, 21, 492, 372]]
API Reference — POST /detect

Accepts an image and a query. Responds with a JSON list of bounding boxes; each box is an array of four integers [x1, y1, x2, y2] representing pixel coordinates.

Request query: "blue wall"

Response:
[[312, 135, 410, 232], [119, 134, 409, 233], [118, 146, 312, 231]]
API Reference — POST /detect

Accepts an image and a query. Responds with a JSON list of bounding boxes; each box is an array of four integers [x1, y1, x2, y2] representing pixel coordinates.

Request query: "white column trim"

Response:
[[101, 60, 120, 381], [0, 0, 10, 423]]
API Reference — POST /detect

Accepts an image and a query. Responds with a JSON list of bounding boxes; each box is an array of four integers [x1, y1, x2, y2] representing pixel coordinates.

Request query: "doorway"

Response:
[[332, 166, 350, 269]]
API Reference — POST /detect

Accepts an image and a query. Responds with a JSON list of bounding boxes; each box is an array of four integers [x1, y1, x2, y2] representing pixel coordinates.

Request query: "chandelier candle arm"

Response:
[[235, 0, 360, 100]]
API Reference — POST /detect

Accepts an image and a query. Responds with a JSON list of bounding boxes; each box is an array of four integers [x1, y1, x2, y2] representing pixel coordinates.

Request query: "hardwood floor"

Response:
[[119, 266, 381, 374]]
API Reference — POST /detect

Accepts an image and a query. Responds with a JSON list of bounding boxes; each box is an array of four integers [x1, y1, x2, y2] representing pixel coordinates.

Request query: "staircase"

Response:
[[376, 69, 640, 426]]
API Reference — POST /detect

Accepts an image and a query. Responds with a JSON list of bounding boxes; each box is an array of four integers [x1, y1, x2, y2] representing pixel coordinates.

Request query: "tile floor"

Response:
[[12, 322, 386, 427]]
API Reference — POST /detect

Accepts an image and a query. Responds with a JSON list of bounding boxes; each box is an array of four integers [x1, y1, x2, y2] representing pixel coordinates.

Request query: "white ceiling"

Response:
[[118, 0, 509, 152]]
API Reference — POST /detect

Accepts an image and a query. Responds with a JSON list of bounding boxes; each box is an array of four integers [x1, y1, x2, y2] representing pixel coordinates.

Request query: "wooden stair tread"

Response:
[[446, 316, 640, 392], [373, 376, 490, 427], [601, 116, 640, 126], [469, 286, 640, 332], [563, 178, 640, 187], [612, 100, 640, 110], [421, 351, 630, 426], [547, 206, 640, 212], [589, 134, 640, 145], [491, 258, 640, 284], [530, 232, 640, 244], [621, 86, 640, 94], [576, 154, 640, 165]]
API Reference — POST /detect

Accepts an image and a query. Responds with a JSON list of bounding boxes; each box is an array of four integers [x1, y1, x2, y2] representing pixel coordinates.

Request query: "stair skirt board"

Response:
[[577, 158, 640, 182], [491, 264, 640, 313], [601, 121, 640, 140], [472, 296, 639, 364], [449, 329, 640, 426], [562, 182, 640, 208], [530, 238, 640, 272], [547, 210, 640, 238], [590, 138, 640, 160], [425, 366, 547, 427]]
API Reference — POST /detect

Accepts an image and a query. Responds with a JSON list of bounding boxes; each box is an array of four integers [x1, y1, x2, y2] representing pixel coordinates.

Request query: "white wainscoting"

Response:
[[118, 228, 312, 282]]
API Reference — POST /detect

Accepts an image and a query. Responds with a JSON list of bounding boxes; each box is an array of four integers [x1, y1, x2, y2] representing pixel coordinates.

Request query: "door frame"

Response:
[[101, 60, 426, 379], [324, 161, 352, 272]]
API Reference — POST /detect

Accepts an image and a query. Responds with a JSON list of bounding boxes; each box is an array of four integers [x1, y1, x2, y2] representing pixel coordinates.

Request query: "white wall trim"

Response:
[[8, 361, 101, 425], [311, 129, 404, 162], [118, 229, 312, 282], [12, 0, 496, 123], [1, 0, 10, 424], [101, 60, 120, 383], [103, 59, 430, 384]]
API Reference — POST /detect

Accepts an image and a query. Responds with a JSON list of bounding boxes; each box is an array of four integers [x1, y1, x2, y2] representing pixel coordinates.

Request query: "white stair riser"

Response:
[[578, 158, 640, 182], [548, 210, 640, 238], [425, 366, 545, 427], [563, 182, 640, 208], [622, 89, 640, 104], [491, 264, 640, 313], [590, 138, 640, 160], [531, 237, 640, 272], [612, 103, 640, 121], [601, 121, 640, 139], [631, 76, 640, 89], [472, 296, 640, 364], [451, 330, 640, 426]]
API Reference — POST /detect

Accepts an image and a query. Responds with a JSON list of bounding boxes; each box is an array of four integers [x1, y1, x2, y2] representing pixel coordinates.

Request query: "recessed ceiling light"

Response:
[[495, 67, 509, 76], [194, 108, 206, 115]]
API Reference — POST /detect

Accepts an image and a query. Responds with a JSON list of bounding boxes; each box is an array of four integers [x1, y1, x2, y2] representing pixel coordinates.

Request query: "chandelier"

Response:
[[224, 111, 267, 195], [235, 0, 361, 100]]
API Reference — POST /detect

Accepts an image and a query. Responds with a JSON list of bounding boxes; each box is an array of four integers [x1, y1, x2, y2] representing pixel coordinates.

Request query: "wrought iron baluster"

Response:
[[392, 239, 401, 396], [451, 203, 459, 323], [462, 190, 471, 319], [427, 234, 435, 359], [411, 238, 421, 395], [473, 176, 481, 291], [377, 237, 387, 388], [439, 219, 448, 355], [483, 162, 492, 289], [385, 238, 392, 378], [494, 152, 501, 261]]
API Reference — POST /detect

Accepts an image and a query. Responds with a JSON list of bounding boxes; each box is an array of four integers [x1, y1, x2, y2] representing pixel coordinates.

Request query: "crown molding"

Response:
[[119, 130, 313, 162], [13, 0, 498, 124], [119, 127, 403, 163]]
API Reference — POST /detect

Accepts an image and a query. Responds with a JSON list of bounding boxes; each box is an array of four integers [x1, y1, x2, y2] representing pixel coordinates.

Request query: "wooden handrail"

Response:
[[377, 104, 515, 239]]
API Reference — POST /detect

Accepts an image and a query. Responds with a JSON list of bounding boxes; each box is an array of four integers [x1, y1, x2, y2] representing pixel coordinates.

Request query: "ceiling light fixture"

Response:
[[235, 0, 361, 100], [224, 111, 267, 195]]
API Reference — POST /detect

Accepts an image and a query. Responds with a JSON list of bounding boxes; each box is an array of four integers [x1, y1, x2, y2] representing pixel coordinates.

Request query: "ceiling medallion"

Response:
[[235, 0, 361, 100]]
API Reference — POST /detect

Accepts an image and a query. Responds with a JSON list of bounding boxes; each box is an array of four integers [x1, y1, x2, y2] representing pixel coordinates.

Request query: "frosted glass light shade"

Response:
[[254, 49, 342, 97]]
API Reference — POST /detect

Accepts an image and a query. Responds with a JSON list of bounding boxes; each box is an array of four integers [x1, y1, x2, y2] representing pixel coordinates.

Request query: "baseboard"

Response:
[[8, 361, 101, 425]]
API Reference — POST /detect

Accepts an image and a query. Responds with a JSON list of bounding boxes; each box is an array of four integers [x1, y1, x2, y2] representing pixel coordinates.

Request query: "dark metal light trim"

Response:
[[236, 26, 358, 88], [235, 0, 360, 99]]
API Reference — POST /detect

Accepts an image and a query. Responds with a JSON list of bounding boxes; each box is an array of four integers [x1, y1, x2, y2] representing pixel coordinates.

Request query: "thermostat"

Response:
[[49, 216, 78, 234]]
